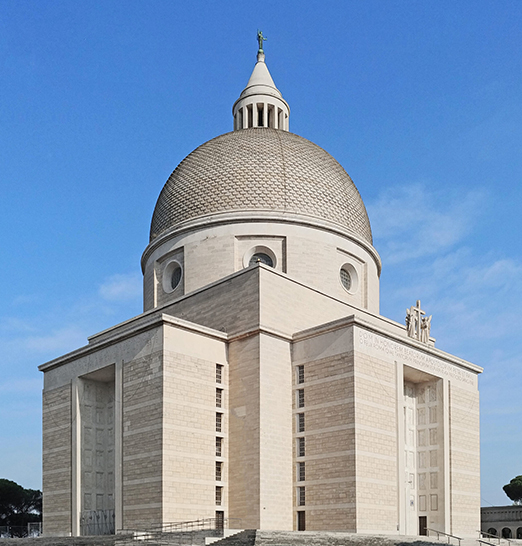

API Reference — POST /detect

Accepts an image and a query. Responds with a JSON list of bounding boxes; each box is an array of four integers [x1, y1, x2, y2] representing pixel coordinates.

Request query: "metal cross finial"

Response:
[[257, 30, 267, 52]]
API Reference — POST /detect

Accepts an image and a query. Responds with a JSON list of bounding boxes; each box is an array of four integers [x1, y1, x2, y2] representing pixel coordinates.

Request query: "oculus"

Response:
[[340, 267, 352, 291], [162, 260, 183, 293], [340, 263, 358, 294]]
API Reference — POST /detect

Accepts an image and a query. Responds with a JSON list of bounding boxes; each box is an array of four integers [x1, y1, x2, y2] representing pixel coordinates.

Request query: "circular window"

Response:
[[249, 253, 274, 267], [170, 265, 182, 290], [243, 245, 277, 269], [339, 263, 358, 294], [162, 260, 183, 293], [340, 268, 351, 291]]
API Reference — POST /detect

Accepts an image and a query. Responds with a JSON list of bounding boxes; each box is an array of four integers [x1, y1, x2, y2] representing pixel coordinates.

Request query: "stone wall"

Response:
[[162, 350, 216, 518], [122, 348, 164, 528], [42, 384, 72, 536], [258, 334, 293, 529], [162, 267, 260, 335], [353, 352, 398, 533], [228, 335, 261, 527], [228, 332, 293, 530], [293, 327, 357, 531], [449, 383, 480, 535], [162, 323, 227, 522]]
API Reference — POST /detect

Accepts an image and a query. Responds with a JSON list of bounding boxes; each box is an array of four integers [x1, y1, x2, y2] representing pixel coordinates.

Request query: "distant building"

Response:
[[482, 506, 522, 539], [40, 41, 482, 537]]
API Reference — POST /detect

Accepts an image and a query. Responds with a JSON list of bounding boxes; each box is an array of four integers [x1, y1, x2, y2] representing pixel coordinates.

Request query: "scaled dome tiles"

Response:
[[150, 128, 373, 244]]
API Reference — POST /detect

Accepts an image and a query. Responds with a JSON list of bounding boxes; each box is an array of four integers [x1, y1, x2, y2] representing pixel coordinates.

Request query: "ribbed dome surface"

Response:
[[150, 128, 372, 243]]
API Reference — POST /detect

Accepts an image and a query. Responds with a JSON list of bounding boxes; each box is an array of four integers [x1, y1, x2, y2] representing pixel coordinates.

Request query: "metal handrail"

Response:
[[478, 530, 502, 544], [119, 517, 243, 541], [151, 517, 242, 533], [478, 530, 513, 546], [478, 540, 500, 546], [478, 539, 511, 546], [427, 527, 462, 546]]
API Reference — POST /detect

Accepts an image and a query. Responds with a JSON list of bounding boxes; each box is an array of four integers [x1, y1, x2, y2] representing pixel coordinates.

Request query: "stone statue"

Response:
[[406, 307, 417, 338], [406, 300, 431, 342], [421, 315, 432, 343], [257, 30, 267, 52]]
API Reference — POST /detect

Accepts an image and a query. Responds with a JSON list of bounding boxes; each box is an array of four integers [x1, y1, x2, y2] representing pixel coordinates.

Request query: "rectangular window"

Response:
[[297, 365, 304, 384], [298, 462, 305, 482], [298, 486, 305, 506], [215, 486, 222, 505], [297, 389, 305, 408], [216, 461, 222, 481], [297, 413, 305, 433], [297, 511, 305, 531], [298, 437, 305, 457], [216, 413, 222, 433], [216, 437, 222, 457], [216, 364, 223, 384], [216, 388, 223, 408], [216, 511, 224, 530]]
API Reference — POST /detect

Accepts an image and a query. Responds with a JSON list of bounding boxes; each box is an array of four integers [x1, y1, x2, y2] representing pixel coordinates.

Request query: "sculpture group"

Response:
[[406, 300, 432, 343]]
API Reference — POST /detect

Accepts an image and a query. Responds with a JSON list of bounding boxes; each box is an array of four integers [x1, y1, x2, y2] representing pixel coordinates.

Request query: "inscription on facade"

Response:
[[358, 330, 475, 385]]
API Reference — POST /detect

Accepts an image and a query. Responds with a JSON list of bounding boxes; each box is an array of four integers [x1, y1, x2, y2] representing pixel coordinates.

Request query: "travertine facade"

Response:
[[40, 43, 482, 538]]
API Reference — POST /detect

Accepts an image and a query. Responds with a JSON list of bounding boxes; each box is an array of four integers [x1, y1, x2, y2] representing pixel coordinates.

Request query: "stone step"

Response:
[[207, 529, 245, 544], [0, 532, 500, 546], [210, 530, 257, 546], [213, 531, 487, 546], [115, 529, 223, 546]]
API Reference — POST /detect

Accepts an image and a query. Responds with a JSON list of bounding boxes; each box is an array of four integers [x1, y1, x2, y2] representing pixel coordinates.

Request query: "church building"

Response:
[[39, 38, 482, 538]]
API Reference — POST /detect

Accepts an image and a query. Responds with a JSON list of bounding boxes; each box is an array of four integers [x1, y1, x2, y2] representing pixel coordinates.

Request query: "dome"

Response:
[[150, 128, 373, 244]]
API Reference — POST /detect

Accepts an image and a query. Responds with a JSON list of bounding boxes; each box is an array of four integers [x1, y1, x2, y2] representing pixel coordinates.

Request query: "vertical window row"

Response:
[[216, 363, 224, 510], [296, 365, 306, 511]]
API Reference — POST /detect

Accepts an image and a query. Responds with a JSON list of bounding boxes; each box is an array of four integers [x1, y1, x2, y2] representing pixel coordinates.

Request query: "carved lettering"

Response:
[[358, 331, 474, 385]]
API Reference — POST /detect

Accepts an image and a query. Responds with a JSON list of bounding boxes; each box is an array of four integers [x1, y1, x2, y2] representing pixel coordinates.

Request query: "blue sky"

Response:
[[1, 1, 521, 507]]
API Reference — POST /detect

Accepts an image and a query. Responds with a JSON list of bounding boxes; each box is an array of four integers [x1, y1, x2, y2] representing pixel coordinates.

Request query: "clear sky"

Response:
[[1, 0, 521, 508]]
